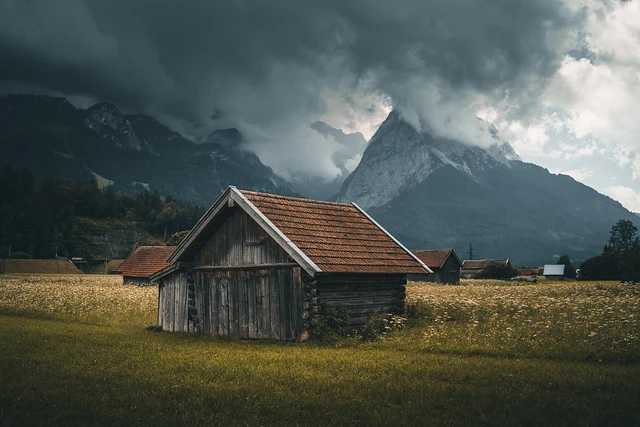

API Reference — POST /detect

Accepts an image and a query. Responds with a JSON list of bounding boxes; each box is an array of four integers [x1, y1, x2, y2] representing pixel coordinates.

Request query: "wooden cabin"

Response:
[[114, 246, 176, 285], [151, 187, 430, 341], [460, 259, 511, 279], [408, 249, 461, 284]]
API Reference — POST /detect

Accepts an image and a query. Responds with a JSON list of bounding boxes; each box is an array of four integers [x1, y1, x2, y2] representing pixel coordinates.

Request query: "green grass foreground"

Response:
[[1, 275, 639, 426]]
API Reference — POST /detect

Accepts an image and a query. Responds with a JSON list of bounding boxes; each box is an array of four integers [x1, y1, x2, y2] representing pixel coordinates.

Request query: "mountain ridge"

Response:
[[0, 94, 295, 206], [2, 94, 637, 265], [336, 110, 639, 266]]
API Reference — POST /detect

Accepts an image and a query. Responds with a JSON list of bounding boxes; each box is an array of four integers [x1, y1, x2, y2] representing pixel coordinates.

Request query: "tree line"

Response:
[[0, 167, 205, 259], [580, 219, 640, 281]]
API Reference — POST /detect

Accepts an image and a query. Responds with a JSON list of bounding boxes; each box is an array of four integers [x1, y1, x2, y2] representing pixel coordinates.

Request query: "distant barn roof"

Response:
[[115, 246, 176, 278], [412, 249, 461, 269], [168, 187, 431, 276], [0, 259, 83, 274], [543, 264, 565, 276], [462, 259, 509, 270]]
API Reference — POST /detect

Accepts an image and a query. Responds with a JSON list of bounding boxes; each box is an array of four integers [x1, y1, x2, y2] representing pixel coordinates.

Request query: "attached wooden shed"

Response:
[[114, 246, 176, 285], [151, 186, 430, 341], [408, 249, 461, 284]]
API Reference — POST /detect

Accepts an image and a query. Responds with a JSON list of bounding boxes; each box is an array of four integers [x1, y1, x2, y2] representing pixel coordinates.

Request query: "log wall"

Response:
[[314, 274, 406, 326]]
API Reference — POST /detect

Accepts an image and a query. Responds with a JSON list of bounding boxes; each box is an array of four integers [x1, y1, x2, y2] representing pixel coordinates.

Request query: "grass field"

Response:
[[1, 274, 639, 426]]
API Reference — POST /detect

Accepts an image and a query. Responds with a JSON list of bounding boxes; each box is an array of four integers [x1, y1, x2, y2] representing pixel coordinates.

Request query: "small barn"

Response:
[[460, 259, 511, 279], [151, 187, 430, 341], [408, 249, 461, 284], [543, 264, 565, 281], [114, 246, 176, 285], [518, 267, 543, 277]]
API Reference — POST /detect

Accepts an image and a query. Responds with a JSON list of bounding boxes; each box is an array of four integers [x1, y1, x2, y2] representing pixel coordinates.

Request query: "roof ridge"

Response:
[[239, 189, 354, 207]]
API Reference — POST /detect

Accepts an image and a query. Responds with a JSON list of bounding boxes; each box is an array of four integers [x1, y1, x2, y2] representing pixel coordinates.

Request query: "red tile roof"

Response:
[[241, 190, 428, 275], [412, 249, 457, 269], [114, 246, 176, 278]]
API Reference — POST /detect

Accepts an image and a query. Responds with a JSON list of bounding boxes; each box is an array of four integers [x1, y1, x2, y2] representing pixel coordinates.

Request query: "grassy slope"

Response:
[[1, 275, 639, 426]]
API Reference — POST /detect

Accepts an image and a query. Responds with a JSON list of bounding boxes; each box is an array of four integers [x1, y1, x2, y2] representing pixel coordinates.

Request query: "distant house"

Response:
[[460, 259, 511, 279], [151, 186, 430, 341], [518, 267, 543, 277], [543, 264, 565, 281], [409, 249, 462, 284], [114, 246, 176, 285]]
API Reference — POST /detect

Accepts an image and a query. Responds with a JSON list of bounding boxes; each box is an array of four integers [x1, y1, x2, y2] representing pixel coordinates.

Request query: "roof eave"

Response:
[[449, 250, 463, 267], [167, 186, 235, 264], [351, 203, 433, 274], [149, 263, 183, 282]]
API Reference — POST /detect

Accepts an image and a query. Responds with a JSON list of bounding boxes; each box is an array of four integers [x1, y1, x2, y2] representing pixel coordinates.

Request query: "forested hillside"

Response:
[[0, 167, 204, 259]]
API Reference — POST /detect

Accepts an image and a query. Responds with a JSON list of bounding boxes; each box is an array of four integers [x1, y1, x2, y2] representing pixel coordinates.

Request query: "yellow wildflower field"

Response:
[[405, 279, 640, 362], [0, 274, 638, 363], [0, 274, 157, 326]]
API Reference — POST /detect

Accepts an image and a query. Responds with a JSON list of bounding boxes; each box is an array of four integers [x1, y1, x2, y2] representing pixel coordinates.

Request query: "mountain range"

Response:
[[336, 111, 639, 266], [0, 94, 292, 207], [1, 94, 638, 266]]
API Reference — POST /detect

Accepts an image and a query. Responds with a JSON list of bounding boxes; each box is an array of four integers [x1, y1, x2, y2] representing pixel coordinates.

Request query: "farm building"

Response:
[[151, 186, 431, 341], [460, 259, 511, 279], [0, 259, 82, 274], [543, 264, 565, 280], [518, 267, 543, 277], [114, 246, 176, 285], [408, 249, 461, 283]]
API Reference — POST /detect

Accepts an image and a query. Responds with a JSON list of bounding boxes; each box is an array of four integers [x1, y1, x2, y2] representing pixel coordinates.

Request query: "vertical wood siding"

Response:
[[441, 256, 461, 284], [157, 270, 189, 332], [159, 208, 304, 339], [194, 208, 289, 267], [194, 267, 302, 340]]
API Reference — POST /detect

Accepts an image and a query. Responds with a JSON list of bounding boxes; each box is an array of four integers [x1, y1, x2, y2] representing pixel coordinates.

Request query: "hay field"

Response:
[[0, 274, 638, 426]]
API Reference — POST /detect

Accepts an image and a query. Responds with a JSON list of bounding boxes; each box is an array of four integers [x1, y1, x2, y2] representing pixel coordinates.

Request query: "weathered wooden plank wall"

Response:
[[157, 270, 188, 332], [441, 256, 461, 284], [194, 208, 289, 267], [315, 274, 406, 326], [193, 267, 302, 340]]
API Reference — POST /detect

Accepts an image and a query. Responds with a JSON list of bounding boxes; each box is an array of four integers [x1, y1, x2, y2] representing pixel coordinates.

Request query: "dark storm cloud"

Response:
[[0, 0, 581, 179]]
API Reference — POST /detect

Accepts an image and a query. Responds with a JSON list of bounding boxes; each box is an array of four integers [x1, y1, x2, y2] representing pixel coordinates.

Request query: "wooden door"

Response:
[[196, 266, 302, 340]]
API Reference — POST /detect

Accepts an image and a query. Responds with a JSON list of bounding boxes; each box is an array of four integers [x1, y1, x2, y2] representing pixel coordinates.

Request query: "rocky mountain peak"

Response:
[[85, 102, 148, 152], [336, 110, 519, 209]]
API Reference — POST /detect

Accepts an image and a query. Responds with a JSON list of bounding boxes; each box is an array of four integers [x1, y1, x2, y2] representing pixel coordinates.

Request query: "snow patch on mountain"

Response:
[[90, 170, 114, 189], [85, 103, 156, 154], [428, 147, 477, 181]]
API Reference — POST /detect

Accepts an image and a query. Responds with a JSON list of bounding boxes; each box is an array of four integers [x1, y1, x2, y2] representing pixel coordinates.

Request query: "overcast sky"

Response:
[[1, 0, 639, 211]]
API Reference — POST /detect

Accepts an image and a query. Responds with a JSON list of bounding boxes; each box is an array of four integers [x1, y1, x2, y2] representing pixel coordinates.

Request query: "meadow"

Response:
[[0, 274, 639, 426]]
